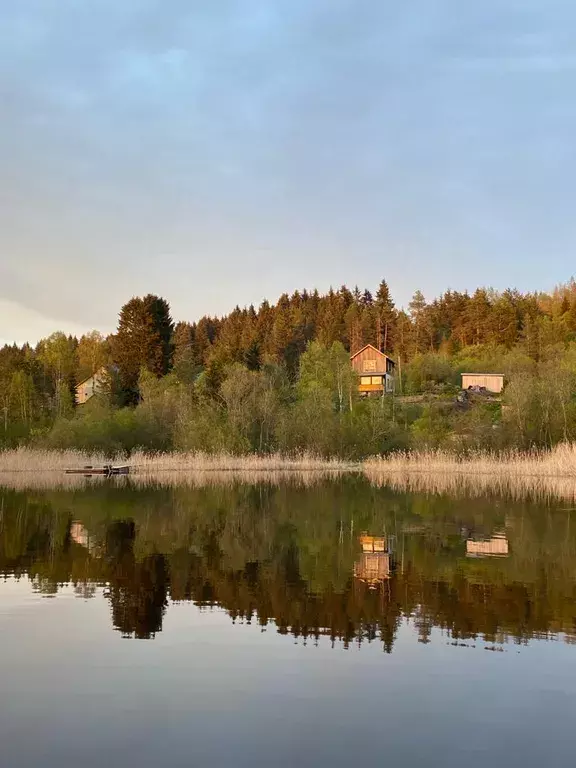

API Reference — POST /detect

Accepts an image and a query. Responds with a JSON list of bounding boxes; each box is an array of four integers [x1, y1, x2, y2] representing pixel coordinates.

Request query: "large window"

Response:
[[363, 360, 377, 372], [360, 376, 383, 386]]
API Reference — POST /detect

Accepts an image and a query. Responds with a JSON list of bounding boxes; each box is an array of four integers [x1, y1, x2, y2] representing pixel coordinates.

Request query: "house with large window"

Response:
[[350, 344, 395, 396]]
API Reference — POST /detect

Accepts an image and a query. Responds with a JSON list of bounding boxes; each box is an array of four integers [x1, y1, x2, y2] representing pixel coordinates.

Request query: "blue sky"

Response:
[[1, 0, 575, 344]]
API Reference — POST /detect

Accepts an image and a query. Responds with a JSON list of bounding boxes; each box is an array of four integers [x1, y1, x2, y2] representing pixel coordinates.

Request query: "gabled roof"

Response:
[[75, 367, 108, 389], [461, 372, 504, 377], [350, 344, 395, 362]]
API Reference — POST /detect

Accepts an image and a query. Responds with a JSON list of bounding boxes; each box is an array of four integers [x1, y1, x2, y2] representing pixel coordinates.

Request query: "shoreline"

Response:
[[1, 445, 576, 499]]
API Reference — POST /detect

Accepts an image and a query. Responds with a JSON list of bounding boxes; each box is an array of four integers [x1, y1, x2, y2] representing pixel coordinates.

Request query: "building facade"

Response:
[[461, 373, 505, 394], [75, 368, 109, 405], [350, 344, 395, 396]]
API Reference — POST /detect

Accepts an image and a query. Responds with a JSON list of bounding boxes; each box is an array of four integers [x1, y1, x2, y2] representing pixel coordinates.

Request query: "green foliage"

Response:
[[403, 353, 455, 394], [5, 278, 576, 454], [411, 405, 452, 449]]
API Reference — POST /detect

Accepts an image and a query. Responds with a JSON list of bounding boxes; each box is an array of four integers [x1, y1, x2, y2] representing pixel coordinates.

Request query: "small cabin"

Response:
[[350, 344, 395, 396], [75, 367, 108, 405], [354, 535, 391, 585], [466, 534, 509, 558], [461, 373, 504, 394]]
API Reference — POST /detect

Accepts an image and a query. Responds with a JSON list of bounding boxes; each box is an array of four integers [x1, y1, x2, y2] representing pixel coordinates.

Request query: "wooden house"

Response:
[[75, 367, 108, 405], [350, 344, 395, 396], [354, 535, 391, 586], [461, 373, 504, 394]]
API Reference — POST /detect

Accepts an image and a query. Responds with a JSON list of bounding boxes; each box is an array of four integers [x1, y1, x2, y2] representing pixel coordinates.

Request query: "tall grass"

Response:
[[3, 444, 576, 499], [0, 448, 355, 490], [363, 443, 576, 500]]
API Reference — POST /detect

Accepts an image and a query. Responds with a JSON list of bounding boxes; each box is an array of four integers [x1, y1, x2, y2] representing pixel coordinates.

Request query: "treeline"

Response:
[[3, 279, 576, 455]]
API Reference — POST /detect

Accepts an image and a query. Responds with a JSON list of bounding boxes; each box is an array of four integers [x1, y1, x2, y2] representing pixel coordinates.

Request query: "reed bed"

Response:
[[3, 444, 576, 500], [0, 448, 355, 491], [363, 443, 576, 501]]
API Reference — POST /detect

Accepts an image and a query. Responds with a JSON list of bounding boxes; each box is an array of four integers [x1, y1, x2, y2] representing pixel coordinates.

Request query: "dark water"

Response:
[[1, 478, 576, 767]]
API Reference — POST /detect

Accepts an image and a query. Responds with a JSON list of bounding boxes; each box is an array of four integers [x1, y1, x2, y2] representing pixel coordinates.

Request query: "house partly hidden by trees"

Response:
[[75, 368, 109, 405], [350, 344, 395, 396]]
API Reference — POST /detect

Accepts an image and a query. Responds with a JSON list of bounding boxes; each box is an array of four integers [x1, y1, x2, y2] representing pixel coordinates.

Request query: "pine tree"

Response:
[[375, 279, 396, 352], [112, 295, 174, 403], [465, 289, 492, 346], [408, 290, 427, 354]]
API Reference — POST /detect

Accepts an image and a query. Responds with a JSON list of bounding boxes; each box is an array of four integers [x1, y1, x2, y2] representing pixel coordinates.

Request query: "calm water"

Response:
[[1, 478, 576, 767]]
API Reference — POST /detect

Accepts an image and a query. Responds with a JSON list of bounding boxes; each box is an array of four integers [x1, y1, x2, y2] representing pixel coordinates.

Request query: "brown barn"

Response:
[[350, 344, 395, 396]]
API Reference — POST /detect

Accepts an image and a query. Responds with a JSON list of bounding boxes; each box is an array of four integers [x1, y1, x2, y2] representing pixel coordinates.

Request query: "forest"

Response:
[[3, 279, 576, 457]]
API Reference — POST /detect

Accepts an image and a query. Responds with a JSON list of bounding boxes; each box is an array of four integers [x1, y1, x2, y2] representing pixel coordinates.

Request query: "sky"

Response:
[[1, 0, 576, 345]]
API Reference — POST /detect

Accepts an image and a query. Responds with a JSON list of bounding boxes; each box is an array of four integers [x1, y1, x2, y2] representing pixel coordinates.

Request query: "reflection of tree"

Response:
[[103, 521, 168, 639], [2, 483, 576, 649]]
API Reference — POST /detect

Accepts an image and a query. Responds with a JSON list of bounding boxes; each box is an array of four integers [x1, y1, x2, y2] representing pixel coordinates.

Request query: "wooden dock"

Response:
[[65, 465, 130, 477]]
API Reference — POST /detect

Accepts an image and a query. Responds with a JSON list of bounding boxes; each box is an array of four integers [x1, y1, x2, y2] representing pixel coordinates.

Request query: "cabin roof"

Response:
[[75, 367, 107, 389], [350, 344, 395, 362], [461, 372, 504, 377]]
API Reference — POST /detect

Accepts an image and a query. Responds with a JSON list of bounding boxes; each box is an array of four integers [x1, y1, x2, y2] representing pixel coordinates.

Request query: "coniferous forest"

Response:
[[3, 279, 576, 457]]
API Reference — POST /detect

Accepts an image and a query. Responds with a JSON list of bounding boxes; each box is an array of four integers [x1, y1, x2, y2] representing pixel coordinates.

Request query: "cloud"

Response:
[[0, 300, 93, 346], [1, 0, 576, 341]]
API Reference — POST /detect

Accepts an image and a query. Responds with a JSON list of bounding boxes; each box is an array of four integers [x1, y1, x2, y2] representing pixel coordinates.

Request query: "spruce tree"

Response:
[[375, 279, 396, 352], [112, 295, 174, 403]]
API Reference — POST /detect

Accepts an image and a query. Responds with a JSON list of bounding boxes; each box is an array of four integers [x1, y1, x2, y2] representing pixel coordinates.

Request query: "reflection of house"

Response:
[[461, 373, 504, 394], [466, 534, 509, 558], [69, 521, 99, 556], [350, 345, 395, 396], [75, 367, 108, 405], [354, 535, 391, 586]]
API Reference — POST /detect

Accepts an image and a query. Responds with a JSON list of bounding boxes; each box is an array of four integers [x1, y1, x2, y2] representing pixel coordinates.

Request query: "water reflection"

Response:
[[1, 479, 576, 649], [354, 534, 393, 586], [466, 532, 509, 558]]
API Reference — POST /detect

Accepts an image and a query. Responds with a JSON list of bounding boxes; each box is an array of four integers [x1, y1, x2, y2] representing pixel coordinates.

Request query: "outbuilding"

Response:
[[461, 373, 504, 394]]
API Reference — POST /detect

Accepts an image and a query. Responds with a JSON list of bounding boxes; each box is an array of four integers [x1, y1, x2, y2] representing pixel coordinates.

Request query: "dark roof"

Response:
[[75, 368, 107, 388]]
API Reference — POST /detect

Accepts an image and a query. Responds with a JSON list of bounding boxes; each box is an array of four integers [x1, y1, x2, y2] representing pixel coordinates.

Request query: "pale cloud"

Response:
[[0, 300, 94, 346]]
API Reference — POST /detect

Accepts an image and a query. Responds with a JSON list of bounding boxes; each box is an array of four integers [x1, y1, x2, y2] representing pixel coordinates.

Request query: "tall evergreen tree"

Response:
[[408, 290, 427, 354], [375, 279, 396, 352], [112, 295, 174, 403]]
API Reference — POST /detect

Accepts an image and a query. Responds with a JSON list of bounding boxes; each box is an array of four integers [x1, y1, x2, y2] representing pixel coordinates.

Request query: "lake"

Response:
[[1, 477, 575, 767]]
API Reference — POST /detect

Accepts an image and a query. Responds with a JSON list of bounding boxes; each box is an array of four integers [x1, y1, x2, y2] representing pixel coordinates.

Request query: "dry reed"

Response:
[[3, 444, 576, 500], [363, 443, 576, 501], [0, 448, 355, 491]]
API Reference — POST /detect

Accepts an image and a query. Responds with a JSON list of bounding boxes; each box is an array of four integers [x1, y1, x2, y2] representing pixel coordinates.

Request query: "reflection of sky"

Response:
[[1, 578, 575, 766], [2, 1, 576, 343]]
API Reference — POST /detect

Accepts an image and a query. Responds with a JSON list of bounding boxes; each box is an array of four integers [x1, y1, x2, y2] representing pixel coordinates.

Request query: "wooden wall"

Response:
[[351, 346, 394, 374], [461, 374, 504, 393]]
